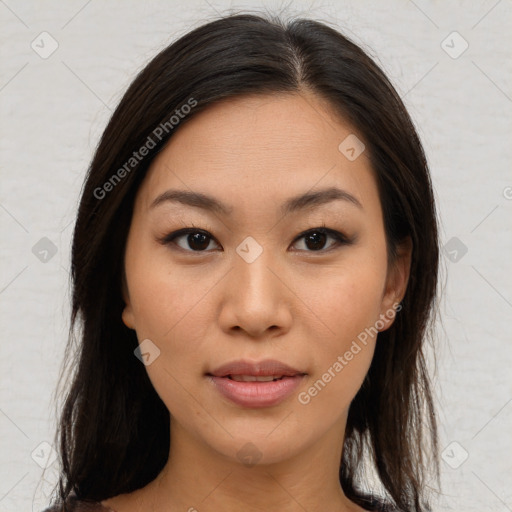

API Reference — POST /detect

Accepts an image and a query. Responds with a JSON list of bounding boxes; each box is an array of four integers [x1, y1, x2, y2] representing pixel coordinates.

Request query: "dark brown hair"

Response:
[[49, 11, 440, 512]]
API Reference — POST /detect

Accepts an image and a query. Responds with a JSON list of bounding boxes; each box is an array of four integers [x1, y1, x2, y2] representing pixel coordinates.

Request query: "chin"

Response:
[[194, 418, 319, 468]]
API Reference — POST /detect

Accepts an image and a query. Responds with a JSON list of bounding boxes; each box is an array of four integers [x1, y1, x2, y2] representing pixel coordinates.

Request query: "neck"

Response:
[[141, 411, 362, 512]]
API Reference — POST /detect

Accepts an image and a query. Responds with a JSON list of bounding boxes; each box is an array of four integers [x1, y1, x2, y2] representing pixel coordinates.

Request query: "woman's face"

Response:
[[122, 92, 410, 466]]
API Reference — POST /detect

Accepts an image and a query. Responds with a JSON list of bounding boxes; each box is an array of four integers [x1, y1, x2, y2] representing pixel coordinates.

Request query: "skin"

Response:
[[103, 91, 411, 512]]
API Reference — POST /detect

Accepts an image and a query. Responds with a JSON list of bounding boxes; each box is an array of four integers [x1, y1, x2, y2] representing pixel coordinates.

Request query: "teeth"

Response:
[[229, 375, 282, 382]]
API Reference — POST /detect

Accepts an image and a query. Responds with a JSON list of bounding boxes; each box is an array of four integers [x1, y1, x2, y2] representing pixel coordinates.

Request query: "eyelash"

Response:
[[157, 222, 353, 254]]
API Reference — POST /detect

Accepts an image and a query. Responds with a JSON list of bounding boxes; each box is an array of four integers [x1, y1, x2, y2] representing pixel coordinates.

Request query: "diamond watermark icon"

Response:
[[338, 134, 365, 161], [441, 441, 469, 469], [236, 442, 263, 467], [32, 237, 58, 263], [31, 441, 57, 469], [236, 236, 263, 263], [31, 31, 59, 59], [443, 236, 468, 263], [134, 338, 161, 366], [441, 31, 468, 59]]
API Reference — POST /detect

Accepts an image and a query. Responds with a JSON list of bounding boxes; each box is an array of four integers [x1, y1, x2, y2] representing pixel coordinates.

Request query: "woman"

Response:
[[43, 11, 440, 512]]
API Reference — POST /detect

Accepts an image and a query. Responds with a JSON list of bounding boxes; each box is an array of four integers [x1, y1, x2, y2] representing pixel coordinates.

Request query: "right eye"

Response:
[[158, 228, 221, 252]]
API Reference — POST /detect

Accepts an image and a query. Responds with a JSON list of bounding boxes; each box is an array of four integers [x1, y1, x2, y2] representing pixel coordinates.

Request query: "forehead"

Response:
[[136, 92, 380, 217]]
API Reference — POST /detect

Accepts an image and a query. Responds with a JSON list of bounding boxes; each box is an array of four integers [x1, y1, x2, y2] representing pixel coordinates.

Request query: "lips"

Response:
[[207, 359, 306, 408], [229, 375, 283, 382], [209, 359, 304, 378]]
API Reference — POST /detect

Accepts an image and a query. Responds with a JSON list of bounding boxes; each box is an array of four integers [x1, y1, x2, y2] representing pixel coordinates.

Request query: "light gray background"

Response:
[[1, 1, 511, 511]]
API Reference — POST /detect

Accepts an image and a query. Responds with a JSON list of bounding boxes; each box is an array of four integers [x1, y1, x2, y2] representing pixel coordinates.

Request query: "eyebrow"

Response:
[[149, 186, 363, 215]]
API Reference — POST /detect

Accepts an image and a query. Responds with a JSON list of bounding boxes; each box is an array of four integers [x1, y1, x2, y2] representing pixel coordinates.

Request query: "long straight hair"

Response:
[[50, 12, 440, 512]]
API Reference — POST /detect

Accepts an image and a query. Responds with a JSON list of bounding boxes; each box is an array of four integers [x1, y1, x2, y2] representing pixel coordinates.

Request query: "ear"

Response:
[[121, 270, 136, 330], [378, 236, 412, 332]]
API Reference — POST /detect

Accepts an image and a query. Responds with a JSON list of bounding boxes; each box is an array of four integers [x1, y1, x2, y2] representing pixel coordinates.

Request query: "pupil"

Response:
[[189, 232, 209, 250], [306, 231, 326, 250]]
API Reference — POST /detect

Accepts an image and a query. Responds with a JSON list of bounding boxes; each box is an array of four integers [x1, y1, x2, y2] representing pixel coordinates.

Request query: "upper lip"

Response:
[[208, 359, 305, 377]]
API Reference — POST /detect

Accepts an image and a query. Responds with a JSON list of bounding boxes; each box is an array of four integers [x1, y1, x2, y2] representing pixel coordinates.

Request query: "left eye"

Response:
[[159, 227, 351, 253], [292, 228, 351, 252]]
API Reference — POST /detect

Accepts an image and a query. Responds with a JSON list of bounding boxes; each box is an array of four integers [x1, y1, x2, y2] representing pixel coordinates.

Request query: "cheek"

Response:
[[297, 254, 387, 346], [123, 238, 223, 410], [125, 237, 212, 344], [291, 256, 386, 410], [124, 247, 216, 413]]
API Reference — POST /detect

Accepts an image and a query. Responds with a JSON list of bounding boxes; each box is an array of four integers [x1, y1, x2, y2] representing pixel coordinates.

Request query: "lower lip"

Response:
[[208, 375, 305, 408]]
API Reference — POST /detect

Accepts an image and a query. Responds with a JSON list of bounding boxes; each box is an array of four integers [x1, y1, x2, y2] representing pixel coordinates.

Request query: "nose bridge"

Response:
[[233, 238, 279, 305], [220, 236, 290, 336]]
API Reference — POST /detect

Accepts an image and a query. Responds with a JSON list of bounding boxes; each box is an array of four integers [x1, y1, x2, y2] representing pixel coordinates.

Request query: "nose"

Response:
[[217, 245, 293, 339]]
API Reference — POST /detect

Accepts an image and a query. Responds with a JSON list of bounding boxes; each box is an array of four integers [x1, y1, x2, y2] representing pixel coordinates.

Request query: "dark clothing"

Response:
[[42, 503, 113, 511], [42, 494, 114, 512]]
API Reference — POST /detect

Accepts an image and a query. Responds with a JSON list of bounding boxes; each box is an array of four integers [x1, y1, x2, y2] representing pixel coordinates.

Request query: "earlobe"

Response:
[[378, 236, 412, 332], [121, 271, 135, 330], [122, 305, 135, 330]]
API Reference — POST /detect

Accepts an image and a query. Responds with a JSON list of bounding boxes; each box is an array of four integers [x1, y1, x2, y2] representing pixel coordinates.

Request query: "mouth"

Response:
[[206, 359, 307, 408], [225, 375, 290, 382], [208, 359, 305, 378]]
